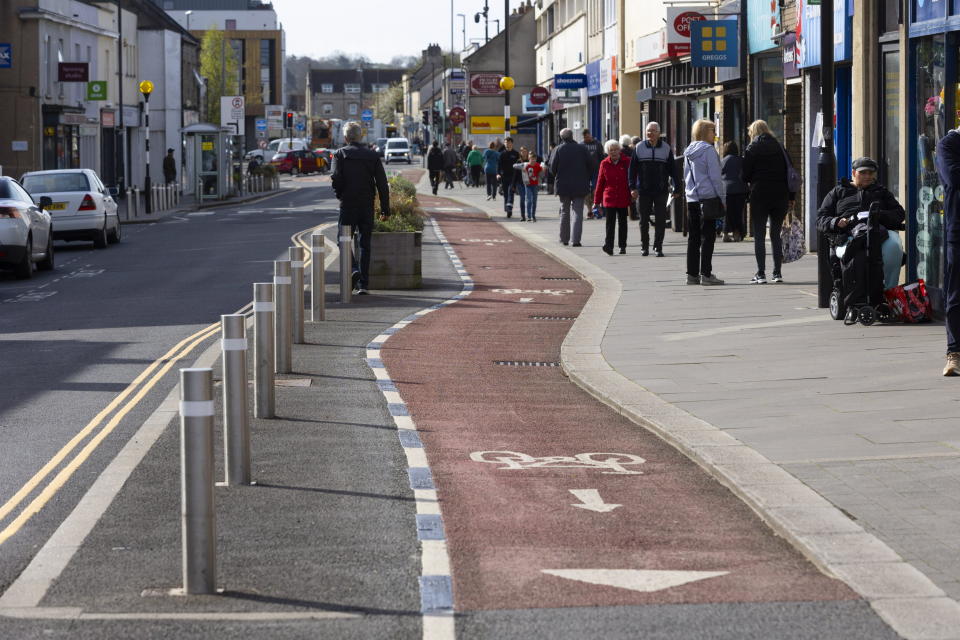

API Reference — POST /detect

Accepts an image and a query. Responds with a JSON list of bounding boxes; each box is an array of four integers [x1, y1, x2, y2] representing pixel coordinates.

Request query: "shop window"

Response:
[[754, 55, 784, 141], [915, 35, 946, 290]]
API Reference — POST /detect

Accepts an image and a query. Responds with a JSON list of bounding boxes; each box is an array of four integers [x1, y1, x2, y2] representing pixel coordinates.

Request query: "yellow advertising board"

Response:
[[470, 115, 518, 135]]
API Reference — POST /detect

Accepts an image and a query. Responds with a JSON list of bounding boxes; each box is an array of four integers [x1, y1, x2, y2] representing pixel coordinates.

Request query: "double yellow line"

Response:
[[0, 225, 330, 547]]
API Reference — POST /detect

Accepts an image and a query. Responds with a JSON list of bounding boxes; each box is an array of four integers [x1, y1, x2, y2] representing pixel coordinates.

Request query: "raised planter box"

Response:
[[369, 231, 422, 289]]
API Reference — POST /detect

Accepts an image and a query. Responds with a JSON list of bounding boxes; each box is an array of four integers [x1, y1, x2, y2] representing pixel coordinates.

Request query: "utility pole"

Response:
[[116, 0, 125, 194], [504, 0, 510, 137], [816, 0, 837, 308]]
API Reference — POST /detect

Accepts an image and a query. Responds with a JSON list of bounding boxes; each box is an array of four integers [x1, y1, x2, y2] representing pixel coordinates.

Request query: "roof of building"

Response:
[[308, 68, 405, 93]]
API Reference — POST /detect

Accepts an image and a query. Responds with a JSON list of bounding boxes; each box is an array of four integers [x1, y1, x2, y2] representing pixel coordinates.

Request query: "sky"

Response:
[[273, 0, 524, 63]]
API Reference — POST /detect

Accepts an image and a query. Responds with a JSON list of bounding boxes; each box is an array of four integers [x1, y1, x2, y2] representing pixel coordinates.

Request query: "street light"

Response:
[[139, 79, 154, 213], [184, 9, 192, 31], [457, 13, 466, 50]]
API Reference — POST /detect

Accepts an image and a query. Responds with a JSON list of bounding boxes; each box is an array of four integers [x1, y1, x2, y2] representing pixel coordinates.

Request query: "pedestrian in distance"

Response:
[[683, 119, 726, 286], [581, 129, 606, 218], [513, 151, 545, 222], [595, 140, 632, 255], [721, 141, 748, 243], [619, 134, 640, 224], [331, 121, 390, 296], [498, 137, 521, 217], [936, 129, 960, 376], [629, 122, 678, 257], [163, 148, 177, 184], [483, 141, 500, 201], [467, 144, 483, 188], [550, 128, 593, 247], [514, 148, 530, 220], [427, 141, 444, 195], [742, 119, 796, 284], [545, 143, 557, 195], [442, 142, 458, 190]]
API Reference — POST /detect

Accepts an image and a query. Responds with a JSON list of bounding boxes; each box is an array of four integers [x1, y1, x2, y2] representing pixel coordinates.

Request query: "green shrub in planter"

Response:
[[374, 182, 425, 232]]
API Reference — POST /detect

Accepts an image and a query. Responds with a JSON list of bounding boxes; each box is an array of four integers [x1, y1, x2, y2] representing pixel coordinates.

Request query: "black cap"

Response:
[[852, 157, 879, 172]]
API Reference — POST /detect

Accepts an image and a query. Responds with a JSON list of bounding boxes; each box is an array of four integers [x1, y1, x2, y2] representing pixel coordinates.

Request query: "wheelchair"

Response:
[[827, 203, 896, 326]]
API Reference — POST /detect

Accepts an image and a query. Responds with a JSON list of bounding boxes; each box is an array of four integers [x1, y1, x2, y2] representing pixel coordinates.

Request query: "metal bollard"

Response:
[[310, 231, 326, 322], [253, 283, 275, 418], [220, 314, 251, 485], [340, 225, 353, 303], [289, 246, 305, 344], [274, 260, 293, 373], [179, 367, 216, 595]]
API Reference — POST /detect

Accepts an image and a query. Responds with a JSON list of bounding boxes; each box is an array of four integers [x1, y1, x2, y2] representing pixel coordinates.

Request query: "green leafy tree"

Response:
[[373, 83, 404, 124], [199, 28, 240, 124]]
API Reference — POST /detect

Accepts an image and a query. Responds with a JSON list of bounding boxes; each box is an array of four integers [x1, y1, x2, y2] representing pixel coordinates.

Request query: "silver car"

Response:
[[0, 176, 54, 279], [20, 169, 120, 248]]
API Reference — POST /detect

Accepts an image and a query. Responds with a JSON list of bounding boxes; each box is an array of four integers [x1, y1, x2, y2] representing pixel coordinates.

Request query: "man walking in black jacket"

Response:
[[498, 137, 521, 217], [581, 129, 605, 217], [550, 128, 593, 246], [629, 122, 677, 256], [426, 142, 444, 195], [332, 122, 390, 295]]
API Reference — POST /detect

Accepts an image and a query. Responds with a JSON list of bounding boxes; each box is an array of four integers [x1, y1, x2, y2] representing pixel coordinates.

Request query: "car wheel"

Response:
[[37, 234, 54, 271], [14, 237, 34, 279], [108, 219, 122, 244], [93, 222, 108, 249]]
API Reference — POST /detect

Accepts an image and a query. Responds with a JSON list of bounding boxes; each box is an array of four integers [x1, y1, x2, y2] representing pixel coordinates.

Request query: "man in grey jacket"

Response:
[[549, 128, 593, 246]]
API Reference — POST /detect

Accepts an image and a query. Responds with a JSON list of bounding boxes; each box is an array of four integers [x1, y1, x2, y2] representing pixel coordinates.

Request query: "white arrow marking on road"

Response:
[[569, 489, 621, 512], [542, 569, 729, 593], [519, 297, 534, 303]]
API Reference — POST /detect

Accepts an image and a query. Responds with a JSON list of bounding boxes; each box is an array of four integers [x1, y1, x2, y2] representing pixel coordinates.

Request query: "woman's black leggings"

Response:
[[750, 194, 789, 275]]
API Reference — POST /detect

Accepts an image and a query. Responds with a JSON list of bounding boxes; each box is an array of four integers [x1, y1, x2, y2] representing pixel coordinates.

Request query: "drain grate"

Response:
[[529, 315, 576, 320], [494, 360, 560, 367], [541, 276, 580, 281]]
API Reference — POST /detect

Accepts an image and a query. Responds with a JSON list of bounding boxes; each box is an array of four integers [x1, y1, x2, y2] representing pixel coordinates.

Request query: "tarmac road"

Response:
[[0, 175, 336, 600]]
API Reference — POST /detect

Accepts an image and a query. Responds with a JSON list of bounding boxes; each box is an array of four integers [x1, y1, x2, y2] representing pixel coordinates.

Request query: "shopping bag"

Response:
[[883, 279, 933, 323], [781, 219, 806, 263]]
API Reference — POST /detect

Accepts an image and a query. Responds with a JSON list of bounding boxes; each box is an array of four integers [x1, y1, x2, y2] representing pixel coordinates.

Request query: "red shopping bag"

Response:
[[883, 279, 933, 323]]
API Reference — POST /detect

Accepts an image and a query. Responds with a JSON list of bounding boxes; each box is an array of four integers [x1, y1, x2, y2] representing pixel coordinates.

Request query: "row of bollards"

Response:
[[178, 228, 348, 595]]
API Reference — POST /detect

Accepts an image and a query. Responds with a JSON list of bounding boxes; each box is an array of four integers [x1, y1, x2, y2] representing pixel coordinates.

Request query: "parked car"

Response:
[[383, 138, 413, 164], [20, 169, 120, 248], [0, 176, 54, 279], [244, 149, 269, 163], [271, 149, 323, 175], [374, 137, 388, 157]]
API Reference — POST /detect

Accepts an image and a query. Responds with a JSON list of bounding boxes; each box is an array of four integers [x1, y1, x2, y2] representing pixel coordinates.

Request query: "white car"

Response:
[[20, 169, 120, 248], [383, 138, 412, 164], [0, 176, 54, 279]]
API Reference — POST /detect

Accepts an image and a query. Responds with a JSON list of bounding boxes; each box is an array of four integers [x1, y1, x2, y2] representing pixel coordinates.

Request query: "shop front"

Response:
[[586, 57, 619, 141], [908, 0, 960, 308]]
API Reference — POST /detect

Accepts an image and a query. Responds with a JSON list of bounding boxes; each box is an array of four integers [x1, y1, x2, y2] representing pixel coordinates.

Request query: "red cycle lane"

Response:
[[381, 196, 857, 612]]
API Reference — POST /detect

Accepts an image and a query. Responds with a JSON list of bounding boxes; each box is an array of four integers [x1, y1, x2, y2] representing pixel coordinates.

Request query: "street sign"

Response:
[[553, 74, 588, 90], [58, 62, 88, 82], [295, 122, 305, 131], [529, 86, 550, 105], [255, 118, 267, 131], [470, 73, 505, 96], [0, 44, 11, 69], [86, 81, 107, 101], [361, 108, 373, 121], [220, 95, 245, 128], [449, 106, 466, 125]]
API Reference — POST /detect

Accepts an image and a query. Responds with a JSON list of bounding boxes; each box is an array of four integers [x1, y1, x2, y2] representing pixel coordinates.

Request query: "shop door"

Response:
[[881, 47, 901, 199]]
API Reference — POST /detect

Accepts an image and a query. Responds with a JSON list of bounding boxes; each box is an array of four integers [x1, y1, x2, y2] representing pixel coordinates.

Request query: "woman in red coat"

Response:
[[594, 139, 632, 255]]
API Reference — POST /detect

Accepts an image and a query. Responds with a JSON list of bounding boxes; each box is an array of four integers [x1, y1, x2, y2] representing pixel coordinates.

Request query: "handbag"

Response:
[[781, 143, 801, 193], [781, 217, 806, 263], [884, 279, 933, 323]]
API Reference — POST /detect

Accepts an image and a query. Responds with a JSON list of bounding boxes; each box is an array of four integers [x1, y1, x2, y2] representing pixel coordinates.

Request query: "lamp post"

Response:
[[185, 9, 192, 31], [501, 0, 512, 139], [474, 0, 490, 43], [139, 79, 154, 214]]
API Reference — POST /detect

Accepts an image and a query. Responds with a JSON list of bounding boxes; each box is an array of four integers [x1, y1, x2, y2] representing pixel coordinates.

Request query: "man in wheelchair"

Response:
[[816, 157, 906, 324]]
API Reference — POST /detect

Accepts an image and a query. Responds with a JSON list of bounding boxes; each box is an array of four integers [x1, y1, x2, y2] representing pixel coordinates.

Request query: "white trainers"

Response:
[[751, 273, 767, 284], [771, 273, 784, 283], [944, 352, 960, 377]]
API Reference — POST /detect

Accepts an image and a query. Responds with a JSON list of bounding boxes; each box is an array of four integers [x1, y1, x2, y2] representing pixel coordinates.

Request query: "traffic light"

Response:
[[284, 112, 294, 128], [422, 110, 429, 125], [432, 109, 441, 123]]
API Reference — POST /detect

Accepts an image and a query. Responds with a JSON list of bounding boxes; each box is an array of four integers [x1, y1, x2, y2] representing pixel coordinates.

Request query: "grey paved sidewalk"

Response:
[[426, 177, 960, 638]]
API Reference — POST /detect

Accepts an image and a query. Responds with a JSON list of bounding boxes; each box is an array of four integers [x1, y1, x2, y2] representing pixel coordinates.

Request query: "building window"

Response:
[[260, 39, 274, 103], [344, 83, 361, 93], [348, 103, 358, 115], [321, 83, 333, 93], [753, 54, 784, 141], [225, 19, 236, 30], [230, 39, 244, 95], [372, 83, 389, 93], [322, 103, 333, 114]]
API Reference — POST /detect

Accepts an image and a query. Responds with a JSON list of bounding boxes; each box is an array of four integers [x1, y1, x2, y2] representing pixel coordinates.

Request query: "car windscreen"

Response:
[[0, 182, 16, 200], [386, 142, 408, 150], [22, 173, 90, 193]]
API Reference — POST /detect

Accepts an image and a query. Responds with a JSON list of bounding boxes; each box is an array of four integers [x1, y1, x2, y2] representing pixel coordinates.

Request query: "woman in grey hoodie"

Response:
[[683, 119, 726, 285]]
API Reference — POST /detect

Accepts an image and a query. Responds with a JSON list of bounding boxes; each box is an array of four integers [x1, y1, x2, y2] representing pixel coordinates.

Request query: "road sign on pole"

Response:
[[361, 108, 373, 122]]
